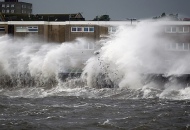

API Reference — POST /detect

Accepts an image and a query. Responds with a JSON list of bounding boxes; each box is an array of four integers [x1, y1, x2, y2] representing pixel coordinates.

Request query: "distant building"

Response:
[[0, 0, 32, 14], [0, 13, 85, 21]]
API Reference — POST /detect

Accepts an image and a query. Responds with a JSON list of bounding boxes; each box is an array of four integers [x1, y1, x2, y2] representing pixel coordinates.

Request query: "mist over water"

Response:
[[0, 21, 190, 100]]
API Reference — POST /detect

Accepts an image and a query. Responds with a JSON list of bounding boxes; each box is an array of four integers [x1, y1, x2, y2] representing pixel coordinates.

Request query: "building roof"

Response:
[[1, 13, 85, 21], [1, 20, 190, 26], [4, 0, 18, 2]]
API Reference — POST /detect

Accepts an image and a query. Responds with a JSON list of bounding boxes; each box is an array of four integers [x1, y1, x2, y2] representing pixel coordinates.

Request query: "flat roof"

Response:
[[0, 22, 8, 25], [8, 21, 48, 25], [64, 21, 136, 26], [0, 21, 189, 26]]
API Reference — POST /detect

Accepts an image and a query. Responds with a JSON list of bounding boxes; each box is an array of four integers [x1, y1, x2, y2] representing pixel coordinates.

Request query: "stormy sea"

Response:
[[0, 22, 190, 130]]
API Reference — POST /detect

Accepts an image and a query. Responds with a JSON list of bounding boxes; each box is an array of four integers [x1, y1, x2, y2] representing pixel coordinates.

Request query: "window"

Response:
[[0, 27, 5, 32], [16, 27, 27, 32], [178, 26, 189, 33], [22, 5, 26, 8], [11, 4, 14, 7], [2, 4, 5, 7], [6, 10, 9, 13], [16, 26, 38, 32], [71, 27, 94, 32], [80, 43, 94, 50], [184, 43, 189, 51], [6, 4, 9, 7], [77, 27, 82, 32], [2, 10, 5, 13], [165, 43, 190, 51], [184, 26, 189, 33], [171, 27, 177, 32], [84, 27, 89, 32], [108, 26, 117, 33], [71, 27, 77, 32], [178, 26, 184, 32], [27, 26, 38, 32], [89, 27, 94, 32], [177, 43, 184, 50], [11, 10, 14, 13], [165, 26, 177, 33], [165, 26, 189, 33]]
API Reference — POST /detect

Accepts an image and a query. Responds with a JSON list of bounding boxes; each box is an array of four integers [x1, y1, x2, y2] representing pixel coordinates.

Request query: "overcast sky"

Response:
[[20, 0, 190, 20]]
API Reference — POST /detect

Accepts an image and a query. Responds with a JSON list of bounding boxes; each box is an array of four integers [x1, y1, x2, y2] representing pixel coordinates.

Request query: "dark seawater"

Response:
[[0, 92, 190, 130]]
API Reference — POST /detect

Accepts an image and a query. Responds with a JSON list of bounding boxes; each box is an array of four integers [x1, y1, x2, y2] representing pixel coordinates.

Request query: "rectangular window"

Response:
[[108, 26, 117, 33], [178, 26, 184, 32], [6, 10, 9, 13], [16, 26, 38, 32], [6, 4, 9, 7], [177, 43, 184, 50], [165, 26, 177, 33], [27, 26, 38, 32], [184, 43, 189, 51], [0, 27, 5, 32], [71, 27, 94, 32], [77, 27, 82, 32], [89, 27, 94, 32], [178, 26, 189, 33], [81, 43, 94, 50], [11, 10, 14, 13], [16, 27, 27, 32], [2, 10, 5, 13], [184, 27, 189, 33], [71, 27, 77, 32], [166, 43, 190, 51], [11, 4, 14, 7], [171, 27, 177, 33], [84, 27, 89, 32], [2, 4, 5, 7]]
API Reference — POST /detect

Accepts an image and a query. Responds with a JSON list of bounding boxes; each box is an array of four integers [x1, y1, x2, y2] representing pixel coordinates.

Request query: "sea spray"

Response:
[[81, 21, 190, 99], [0, 21, 190, 99], [83, 22, 169, 89], [0, 35, 95, 88]]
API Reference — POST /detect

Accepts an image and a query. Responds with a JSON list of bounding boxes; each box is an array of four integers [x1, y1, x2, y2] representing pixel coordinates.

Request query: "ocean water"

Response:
[[0, 87, 190, 130], [0, 21, 190, 129]]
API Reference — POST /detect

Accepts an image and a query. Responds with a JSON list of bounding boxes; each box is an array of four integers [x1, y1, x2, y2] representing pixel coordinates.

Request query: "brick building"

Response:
[[0, 0, 32, 14]]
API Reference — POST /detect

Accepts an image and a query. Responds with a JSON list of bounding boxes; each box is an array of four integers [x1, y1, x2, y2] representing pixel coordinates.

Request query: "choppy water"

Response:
[[0, 85, 190, 130]]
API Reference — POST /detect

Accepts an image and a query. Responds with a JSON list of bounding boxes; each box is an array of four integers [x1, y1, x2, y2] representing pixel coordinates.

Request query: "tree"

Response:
[[153, 13, 179, 21], [93, 15, 110, 21], [161, 12, 166, 17]]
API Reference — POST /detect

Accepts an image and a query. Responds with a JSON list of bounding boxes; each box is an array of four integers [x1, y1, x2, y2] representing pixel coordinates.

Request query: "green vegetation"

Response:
[[93, 15, 110, 21]]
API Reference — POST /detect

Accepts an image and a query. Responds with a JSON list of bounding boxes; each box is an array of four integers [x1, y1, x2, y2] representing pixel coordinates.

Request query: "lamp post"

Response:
[[126, 18, 137, 25]]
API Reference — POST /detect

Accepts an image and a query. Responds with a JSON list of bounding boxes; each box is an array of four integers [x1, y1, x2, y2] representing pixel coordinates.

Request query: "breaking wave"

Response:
[[0, 21, 190, 100]]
